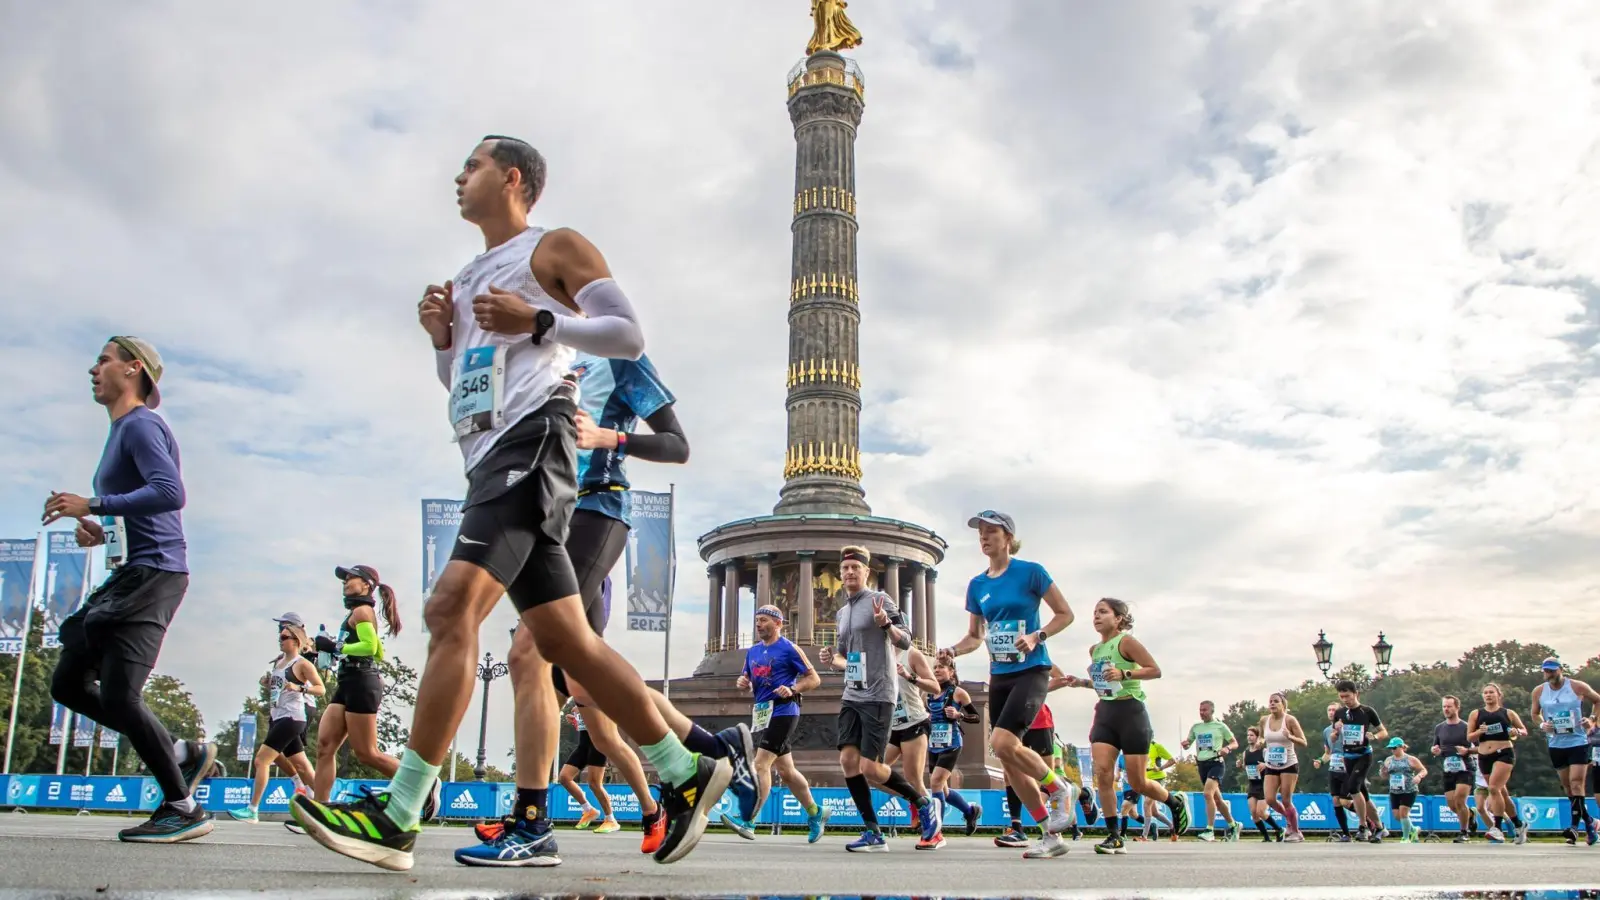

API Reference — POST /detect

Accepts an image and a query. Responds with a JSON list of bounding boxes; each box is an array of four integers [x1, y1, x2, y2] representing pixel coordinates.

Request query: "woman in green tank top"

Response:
[[1060, 598, 1190, 854]]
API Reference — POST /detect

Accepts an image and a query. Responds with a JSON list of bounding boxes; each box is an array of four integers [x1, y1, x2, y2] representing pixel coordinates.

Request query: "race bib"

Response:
[[1197, 733, 1215, 751], [930, 722, 953, 750], [1484, 722, 1504, 738], [845, 652, 865, 689], [1591, 746, 1600, 766], [1265, 745, 1288, 767], [1089, 661, 1116, 698], [269, 686, 282, 706], [892, 695, 909, 727], [1549, 710, 1576, 735], [752, 701, 773, 732], [1443, 755, 1465, 773], [1341, 723, 1365, 748], [1389, 773, 1407, 792], [101, 516, 127, 568], [1245, 764, 1259, 780], [451, 345, 506, 439], [986, 621, 1026, 664], [1329, 753, 1346, 774]]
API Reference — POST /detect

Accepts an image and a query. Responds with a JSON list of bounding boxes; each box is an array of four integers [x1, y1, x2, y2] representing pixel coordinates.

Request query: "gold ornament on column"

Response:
[[806, 0, 863, 55]]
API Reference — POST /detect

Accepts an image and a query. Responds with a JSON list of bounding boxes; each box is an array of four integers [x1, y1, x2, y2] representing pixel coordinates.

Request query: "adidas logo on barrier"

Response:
[[1299, 801, 1326, 822], [877, 798, 903, 816], [451, 792, 478, 811], [268, 786, 288, 802], [105, 785, 126, 803]]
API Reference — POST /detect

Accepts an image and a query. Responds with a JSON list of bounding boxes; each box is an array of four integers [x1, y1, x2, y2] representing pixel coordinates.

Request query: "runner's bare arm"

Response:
[[792, 648, 823, 693], [529, 228, 644, 359]]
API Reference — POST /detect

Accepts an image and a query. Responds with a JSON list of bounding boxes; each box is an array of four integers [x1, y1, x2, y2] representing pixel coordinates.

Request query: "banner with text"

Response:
[[0, 538, 36, 655], [420, 499, 463, 635], [624, 491, 673, 632], [72, 713, 95, 748], [42, 532, 89, 650], [237, 714, 257, 762], [99, 727, 119, 750], [49, 703, 69, 745]]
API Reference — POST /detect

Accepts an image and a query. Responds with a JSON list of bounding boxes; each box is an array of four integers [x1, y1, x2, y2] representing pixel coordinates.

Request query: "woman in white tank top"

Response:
[[1257, 692, 1308, 842]]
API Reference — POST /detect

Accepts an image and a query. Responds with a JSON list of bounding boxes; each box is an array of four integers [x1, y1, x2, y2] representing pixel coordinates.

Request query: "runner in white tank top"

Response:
[[294, 135, 730, 874], [882, 647, 941, 846], [1257, 692, 1308, 841]]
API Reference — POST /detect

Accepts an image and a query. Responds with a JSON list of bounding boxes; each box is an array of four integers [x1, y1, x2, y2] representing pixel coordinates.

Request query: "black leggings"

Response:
[[51, 647, 186, 803]]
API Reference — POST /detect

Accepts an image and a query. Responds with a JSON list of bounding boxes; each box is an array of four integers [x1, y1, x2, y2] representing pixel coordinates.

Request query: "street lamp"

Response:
[[1312, 630, 1334, 681], [1372, 632, 1393, 677], [474, 650, 509, 782]]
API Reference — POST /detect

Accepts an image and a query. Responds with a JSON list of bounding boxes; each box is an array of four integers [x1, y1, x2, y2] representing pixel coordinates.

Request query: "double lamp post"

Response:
[[1312, 629, 1394, 682]]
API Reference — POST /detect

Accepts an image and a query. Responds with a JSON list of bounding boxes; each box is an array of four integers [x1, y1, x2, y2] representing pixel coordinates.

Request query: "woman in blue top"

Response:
[[1531, 657, 1600, 844], [941, 510, 1074, 858]]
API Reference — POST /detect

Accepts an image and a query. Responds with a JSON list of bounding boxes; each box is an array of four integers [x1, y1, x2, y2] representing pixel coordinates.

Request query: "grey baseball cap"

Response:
[[110, 336, 164, 409], [273, 612, 306, 628], [967, 509, 1016, 533]]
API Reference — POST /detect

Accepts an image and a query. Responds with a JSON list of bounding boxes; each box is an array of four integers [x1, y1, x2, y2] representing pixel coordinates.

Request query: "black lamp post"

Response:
[[1312, 630, 1334, 681], [1372, 631, 1393, 677], [474, 650, 509, 782]]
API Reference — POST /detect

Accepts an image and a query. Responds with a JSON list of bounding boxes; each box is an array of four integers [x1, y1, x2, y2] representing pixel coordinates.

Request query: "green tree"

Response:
[[0, 612, 54, 773]]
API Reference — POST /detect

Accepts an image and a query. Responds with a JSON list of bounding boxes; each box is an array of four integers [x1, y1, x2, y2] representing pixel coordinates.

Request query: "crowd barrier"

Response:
[[2, 773, 1595, 832]]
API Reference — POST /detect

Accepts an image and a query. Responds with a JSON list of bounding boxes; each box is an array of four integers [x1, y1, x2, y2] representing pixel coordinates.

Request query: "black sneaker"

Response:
[[652, 753, 732, 865], [177, 740, 218, 798], [994, 827, 1029, 848], [119, 802, 214, 843], [1165, 792, 1190, 836], [1333, 832, 1352, 843], [965, 803, 982, 837], [420, 778, 442, 823], [1563, 828, 1578, 846], [1094, 833, 1126, 855], [1368, 830, 1382, 844], [1452, 832, 1469, 844], [292, 786, 418, 871], [715, 724, 759, 822]]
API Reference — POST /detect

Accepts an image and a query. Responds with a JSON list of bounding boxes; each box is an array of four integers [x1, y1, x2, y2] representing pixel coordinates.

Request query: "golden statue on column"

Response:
[[807, 0, 863, 55]]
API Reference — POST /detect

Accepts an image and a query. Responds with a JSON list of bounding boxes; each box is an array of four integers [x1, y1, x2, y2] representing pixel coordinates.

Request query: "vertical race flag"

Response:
[[99, 726, 119, 749], [49, 703, 70, 745], [624, 491, 673, 632], [237, 713, 257, 762], [72, 713, 95, 748], [0, 538, 36, 655], [1076, 746, 1095, 789], [420, 499, 463, 634], [42, 532, 89, 650]]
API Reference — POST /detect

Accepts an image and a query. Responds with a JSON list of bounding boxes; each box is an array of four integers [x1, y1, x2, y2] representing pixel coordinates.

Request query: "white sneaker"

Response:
[[1045, 792, 1073, 834], [1515, 821, 1530, 845], [1023, 831, 1069, 858]]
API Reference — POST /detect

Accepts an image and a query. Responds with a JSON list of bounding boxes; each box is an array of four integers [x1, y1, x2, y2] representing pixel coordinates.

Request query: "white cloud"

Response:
[[3, 1, 1597, 758]]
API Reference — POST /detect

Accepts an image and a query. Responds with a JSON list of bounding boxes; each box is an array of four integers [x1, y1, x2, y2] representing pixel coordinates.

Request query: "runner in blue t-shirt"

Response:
[[941, 510, 1075, 859], [721, 605, 826, 841]]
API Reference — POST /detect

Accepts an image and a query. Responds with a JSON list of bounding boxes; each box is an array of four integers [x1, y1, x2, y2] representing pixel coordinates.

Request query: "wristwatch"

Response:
[[1034, 630, 1047, 644], [88, 497, 102, 514], [530, 309, 556, 344]]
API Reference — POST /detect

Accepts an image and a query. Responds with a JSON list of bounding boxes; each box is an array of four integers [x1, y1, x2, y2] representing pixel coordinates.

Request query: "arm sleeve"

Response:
[[623, 405, 688, 464], [98, 418, 186, 516], [547, 279, 644, 359], [342, 620, 382, 657], [435, 348, 454, 389]]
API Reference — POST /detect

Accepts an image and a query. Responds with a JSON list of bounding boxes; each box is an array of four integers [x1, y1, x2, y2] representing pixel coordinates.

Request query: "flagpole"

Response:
[[2, 533, 40, 775], [661, 484, 676, 701], [57, 713, 69, 775]]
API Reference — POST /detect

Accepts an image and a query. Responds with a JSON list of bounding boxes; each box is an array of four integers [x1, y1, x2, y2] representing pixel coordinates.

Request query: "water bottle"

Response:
[[316, 625, 332, 670]]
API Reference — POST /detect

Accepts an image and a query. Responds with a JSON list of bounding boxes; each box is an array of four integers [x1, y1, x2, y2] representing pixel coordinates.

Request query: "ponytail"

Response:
[[377, 583, 402, 636]]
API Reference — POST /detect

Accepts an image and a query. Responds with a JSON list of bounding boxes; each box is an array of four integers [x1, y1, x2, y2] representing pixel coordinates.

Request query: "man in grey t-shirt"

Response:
[[819, 545, 942, 850]]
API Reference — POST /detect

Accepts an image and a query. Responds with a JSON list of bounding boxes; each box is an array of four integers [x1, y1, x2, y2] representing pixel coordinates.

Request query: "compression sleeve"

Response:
[[342, 620, 382, 658], [960, 703, 980, 724], [435, 347, 453, 389], [547, 278, 644, 359], [622, 405, 689, 464]]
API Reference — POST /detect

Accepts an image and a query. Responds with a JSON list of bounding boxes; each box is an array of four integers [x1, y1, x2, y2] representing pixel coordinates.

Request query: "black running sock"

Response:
[[1510, 813, 1524, 829], [846, 775, 878, 829], [881, 770, 924, 805], [1268, 818, 1282, 833], [1110, 815, 1123, 838], [1494, 815, 1504, 830], [1571, 796, 1586, 825], [1333, 805, 1350, 834], [1006, 786, 1022, 824], [513, 787, 549, 823], [683, 724, 725, 759], [1255, 820, 1271, 839]]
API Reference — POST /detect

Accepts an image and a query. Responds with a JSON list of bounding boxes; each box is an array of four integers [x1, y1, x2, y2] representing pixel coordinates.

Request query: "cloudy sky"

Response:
[[4, 0, 1597, 760]]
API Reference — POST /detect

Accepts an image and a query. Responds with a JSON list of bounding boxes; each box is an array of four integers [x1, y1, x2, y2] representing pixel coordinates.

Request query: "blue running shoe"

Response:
[[917, 796, 942, 844], [455, 820, 562, 868], [846, 829, 888, 852], [119, 802, 215, 843], [720, 811, 756, 841], [227, 807, 259, 823], [807, 806, 830, 844], [716, 724, 759, 822], [177, 740, 218, 799]]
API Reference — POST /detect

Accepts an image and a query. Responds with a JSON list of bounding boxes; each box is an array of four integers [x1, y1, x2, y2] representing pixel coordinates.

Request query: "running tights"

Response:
[[51, 648, 186, 803]]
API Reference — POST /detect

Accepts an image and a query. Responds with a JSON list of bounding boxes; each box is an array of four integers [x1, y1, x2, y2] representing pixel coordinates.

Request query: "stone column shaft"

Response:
[[910, 565, 928, 646], [723, 560, 741, 649], [926, 570, 938, 648], [707, 566, 721, 647], [756, 555, 773, 610], [797, 552, 816, 643]]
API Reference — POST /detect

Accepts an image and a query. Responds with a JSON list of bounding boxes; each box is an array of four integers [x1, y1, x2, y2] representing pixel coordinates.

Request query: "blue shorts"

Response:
[[1197, 758, 1225, 784]]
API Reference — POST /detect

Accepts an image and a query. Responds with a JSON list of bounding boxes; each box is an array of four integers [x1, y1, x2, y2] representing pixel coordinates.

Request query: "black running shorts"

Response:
[[838, 700, 894, 762], [331, 666, 384, 716], [1478, 747, 1515, 777], [756, 713, 800, 756], [564, 731, 607, 770], [549, 509, 630, 697], [59, 565, 187, 669], [1247, 781, 1265, 801], [1089, 698, 1154, 755], [450, 396, 581, 613], [1197, 759, 1225, 784], [1332, 752, 1372, 798], [1390, 791, 1417, 809], [1588, 765, 1600, 796], [1441, 770, 1474, 791], [889, 719, 931, 748], [988, 666, 1050, 737], [1022, 726, 1054, 759], [928, 748, 962, 772], [1549, 745, 1588, 769], [263, 717, 308, 757]]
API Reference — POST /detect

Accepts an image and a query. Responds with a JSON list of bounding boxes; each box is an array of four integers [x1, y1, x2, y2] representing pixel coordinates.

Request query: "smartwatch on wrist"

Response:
[[530, 308, 556, 344], [88, 497, 102, 514]]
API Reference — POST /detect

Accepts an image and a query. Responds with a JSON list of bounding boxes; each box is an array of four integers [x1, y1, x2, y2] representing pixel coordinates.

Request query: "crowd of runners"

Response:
[[37, 136, 1600, 873]]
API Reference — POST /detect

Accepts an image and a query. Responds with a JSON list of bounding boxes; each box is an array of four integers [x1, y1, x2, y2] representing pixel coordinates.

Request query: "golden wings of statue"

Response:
[[807, 0, 863, 55]]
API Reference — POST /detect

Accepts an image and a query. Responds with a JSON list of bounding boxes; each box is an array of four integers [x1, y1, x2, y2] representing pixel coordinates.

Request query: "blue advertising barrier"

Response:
[[2, 776, 1594, 830]]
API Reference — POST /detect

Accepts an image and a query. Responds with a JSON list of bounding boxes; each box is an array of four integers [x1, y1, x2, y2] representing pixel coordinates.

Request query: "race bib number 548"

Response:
[[452, 346, 506, 439]]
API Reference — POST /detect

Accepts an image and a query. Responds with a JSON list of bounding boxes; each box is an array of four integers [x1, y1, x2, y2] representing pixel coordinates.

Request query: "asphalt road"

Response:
[[0, 813, 1596, 899]]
